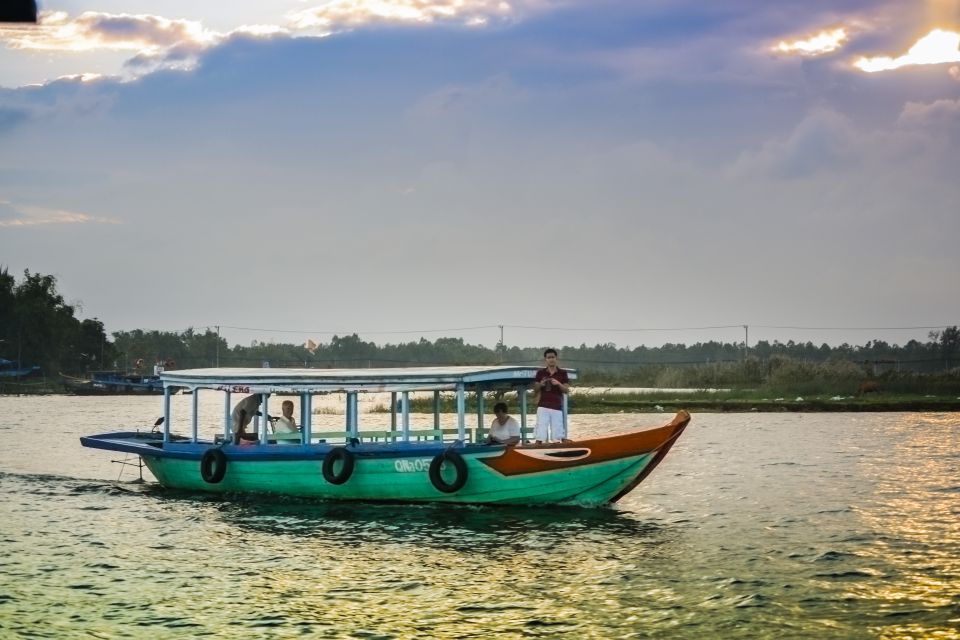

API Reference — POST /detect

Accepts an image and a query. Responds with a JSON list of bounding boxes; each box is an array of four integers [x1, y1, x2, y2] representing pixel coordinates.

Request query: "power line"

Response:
[[217, 324, 500, 335], [505, 324, 743, 332], [174, 322, 955, 337], [754, 325, 951, 331]]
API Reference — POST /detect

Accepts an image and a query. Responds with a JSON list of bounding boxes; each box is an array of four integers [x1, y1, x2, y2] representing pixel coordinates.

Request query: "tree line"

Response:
[[2, 269, 958, 394]]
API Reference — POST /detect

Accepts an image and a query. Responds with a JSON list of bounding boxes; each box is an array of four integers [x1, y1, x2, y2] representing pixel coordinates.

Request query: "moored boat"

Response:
[[0, 358, 41, 378], [63, 370, 166, 395], [80, 366, 690, 507]]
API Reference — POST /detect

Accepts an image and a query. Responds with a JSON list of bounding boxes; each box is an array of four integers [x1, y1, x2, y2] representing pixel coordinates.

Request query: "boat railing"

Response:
[[213, 425, 536, 446]]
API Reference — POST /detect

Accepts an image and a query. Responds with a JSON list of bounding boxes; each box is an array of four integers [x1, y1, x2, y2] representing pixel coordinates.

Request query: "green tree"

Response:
[[0, 269, 112, 375]]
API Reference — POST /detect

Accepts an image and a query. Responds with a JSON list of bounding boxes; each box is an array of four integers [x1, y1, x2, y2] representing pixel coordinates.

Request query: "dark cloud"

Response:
[[0, 105, 30, 132]]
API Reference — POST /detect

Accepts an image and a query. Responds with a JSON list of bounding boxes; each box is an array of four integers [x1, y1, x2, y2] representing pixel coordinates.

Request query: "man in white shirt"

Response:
[[272, 400, 299, 444], [486, 402, 521, 445]]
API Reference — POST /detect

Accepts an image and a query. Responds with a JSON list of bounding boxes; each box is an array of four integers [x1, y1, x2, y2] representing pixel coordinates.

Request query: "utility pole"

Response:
[[497, 324, 504, 363], [743, 324, 749, 361], [215, 325, 220, 367]]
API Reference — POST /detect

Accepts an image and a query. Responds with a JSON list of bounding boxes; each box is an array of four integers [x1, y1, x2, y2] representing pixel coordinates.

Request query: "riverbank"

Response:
[[408, 391, 960, 413], [572, 396, 960, 413]]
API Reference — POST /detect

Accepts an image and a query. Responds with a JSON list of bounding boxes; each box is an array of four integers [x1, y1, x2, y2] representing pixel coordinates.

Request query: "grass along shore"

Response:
[[4, 380, 959, 412]]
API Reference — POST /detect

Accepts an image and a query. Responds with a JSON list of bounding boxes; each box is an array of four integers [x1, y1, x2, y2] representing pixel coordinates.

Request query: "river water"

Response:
[[1, 395, 958, 638]]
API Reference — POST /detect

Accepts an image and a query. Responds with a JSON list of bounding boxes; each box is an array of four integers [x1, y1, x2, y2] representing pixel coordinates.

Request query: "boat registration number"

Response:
[[394, 459, 430, 473]]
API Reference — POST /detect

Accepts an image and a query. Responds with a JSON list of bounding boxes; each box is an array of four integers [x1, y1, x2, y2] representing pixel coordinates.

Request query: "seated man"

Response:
[[271, 400, 300, 444], [232, 394, 262, 445], [486, 402, 521, 445]]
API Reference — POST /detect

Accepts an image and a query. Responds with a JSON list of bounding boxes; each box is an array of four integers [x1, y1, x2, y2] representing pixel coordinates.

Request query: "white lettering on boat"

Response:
[[394, 459, 430, 473]]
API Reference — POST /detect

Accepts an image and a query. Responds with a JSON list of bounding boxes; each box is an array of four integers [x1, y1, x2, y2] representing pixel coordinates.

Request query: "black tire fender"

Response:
[[200, 448, 227, 484], [429, 450, 468, 494], [322, 447, 356, 485]]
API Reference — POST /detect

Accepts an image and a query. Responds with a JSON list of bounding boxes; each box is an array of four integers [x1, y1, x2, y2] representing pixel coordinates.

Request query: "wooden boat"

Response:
[[63, 371, 166, 395], [80, 366, 690, 507]]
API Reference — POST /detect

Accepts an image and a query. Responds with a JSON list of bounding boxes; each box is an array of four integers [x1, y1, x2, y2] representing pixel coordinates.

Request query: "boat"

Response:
[[0, 357, 41, 378], [63, 370, 166, 395], [80, 366, 691, 507]]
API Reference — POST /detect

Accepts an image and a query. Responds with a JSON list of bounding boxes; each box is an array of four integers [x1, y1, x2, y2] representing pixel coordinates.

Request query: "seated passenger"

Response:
[[232, 394, 262, 445], [486, 402, 521, 445], [272, 400, 299, 444]]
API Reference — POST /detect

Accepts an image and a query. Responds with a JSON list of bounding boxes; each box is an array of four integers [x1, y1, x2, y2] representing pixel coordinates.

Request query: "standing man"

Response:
[[232, 394, 262, 444], [533, 348, 571, 444]]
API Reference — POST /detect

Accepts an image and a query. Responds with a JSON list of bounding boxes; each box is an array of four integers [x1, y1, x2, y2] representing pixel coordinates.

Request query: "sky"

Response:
[[1, 0, 959, 351]]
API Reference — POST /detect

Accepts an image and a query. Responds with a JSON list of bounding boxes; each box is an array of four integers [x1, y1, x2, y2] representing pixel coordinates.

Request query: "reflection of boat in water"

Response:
[[208, 500, 670, 551], [63, 371, 166, 395], [80, 366, 690, 507], [0, 358, 41, 378]]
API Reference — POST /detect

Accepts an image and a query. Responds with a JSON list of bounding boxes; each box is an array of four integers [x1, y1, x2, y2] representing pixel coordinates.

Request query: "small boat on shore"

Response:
[[63, 371, 166, 395], [80, 366, 690, 507]]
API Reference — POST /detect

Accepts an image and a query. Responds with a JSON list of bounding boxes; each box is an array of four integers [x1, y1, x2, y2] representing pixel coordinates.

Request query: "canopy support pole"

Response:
[[456, 383, 465, 442], [476, 390, 484, 444], [519, 387, 528, 444], [163, 386, 172, 443], [191, 388, 199, 442], [391, 392, 397, 430], [302, 393, 311, 443], [224, 391, 231, 442], [260, 393, 269, 442]]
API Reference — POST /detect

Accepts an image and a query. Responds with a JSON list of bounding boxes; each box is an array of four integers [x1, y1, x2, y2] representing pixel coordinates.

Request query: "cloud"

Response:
[[0, 76, 117, 135], [732, 109, 858, 179], [2, 11, 219, 53], [287, 0, 517, 31], [772, 27, 849, 56], [898, 97, 960, 130], [855, 29, 960, 72], [0, 201, 120, 227], [0, 104, 30, 131], [0, 10, 291, 81]]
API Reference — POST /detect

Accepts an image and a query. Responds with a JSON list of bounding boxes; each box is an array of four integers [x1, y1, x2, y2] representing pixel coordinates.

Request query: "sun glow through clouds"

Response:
[[774, 28, 848, 56], [855, 29, 960, 72]]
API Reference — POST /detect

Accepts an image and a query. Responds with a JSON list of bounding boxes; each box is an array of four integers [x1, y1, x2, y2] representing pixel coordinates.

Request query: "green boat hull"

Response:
[[144, 450, 657, 507]]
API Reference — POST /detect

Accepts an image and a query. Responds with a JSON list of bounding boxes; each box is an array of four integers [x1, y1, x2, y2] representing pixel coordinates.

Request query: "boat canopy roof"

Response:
[[161, 365, 577, 394]]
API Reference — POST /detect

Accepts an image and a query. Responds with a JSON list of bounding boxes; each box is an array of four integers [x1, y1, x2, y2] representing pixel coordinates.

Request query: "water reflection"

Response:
[[139, 487, 671, 554], [852, 413, 960, 639]]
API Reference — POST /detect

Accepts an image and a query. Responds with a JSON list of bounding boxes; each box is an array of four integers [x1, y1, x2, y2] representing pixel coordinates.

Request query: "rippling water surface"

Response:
[[1, 396, 959, 638]]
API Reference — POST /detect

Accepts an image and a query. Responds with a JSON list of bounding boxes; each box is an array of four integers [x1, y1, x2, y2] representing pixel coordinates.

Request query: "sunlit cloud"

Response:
[[288, 0, 514, 31], [773, 27, 848, 56], [1, 11, 220, 53], [855, 29, 960, 72], [53, 73, 104, 83], [0, 11, 296, 83], [0, 202, 120, 227]]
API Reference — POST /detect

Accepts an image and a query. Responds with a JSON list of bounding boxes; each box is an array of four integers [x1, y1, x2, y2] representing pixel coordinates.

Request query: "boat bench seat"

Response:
[[362, 429, 476, 442], [270, 431, 303, 444]]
